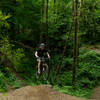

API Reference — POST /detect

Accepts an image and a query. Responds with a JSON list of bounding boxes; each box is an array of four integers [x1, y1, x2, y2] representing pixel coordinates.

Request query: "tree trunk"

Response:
[[72, 0, 78, 88], [40, 0, 45, 43], [77, 0, 83, 67], [54, 0, 56, 14], [78, 0, 83, 32], [54, 0, 56, 5], [46, 0, 49, 47], [92, 1, 96, 41]]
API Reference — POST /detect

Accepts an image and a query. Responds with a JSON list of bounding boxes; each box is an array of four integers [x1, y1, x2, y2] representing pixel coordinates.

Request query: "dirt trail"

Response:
[[0, 85, 87, 100], [90, 82, 100, 100]]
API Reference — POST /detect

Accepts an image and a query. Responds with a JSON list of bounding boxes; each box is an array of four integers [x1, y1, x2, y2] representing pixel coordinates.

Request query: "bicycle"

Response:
[[36, 57, 49, 80]]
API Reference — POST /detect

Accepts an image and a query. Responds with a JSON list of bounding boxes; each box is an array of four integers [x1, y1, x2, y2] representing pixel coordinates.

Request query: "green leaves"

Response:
[[0, 11, 10, 28], [53, 85, 91, 98], [53, 50, 100, 98], [0, 11, 10, 20], [0, 71, 7, 92], [79, 51, 100, 66]]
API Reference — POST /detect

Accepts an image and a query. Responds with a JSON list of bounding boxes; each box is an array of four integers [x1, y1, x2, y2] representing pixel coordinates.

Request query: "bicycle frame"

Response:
[[36, 57, 49, 80]]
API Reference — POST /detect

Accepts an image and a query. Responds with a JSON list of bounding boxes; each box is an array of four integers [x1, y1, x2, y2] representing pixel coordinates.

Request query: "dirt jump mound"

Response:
[[0, 85, 88, 100]]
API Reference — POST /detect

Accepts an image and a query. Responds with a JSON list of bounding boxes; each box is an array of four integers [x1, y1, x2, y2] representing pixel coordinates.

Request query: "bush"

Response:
[[0, 37, 34, 72], [6, 73, 22, 89], [79, 51, 100, 66], [0, 71, 7, 92], [53, 85, 91, 99], [76, 50, 100, 89], [53, 50, 100, 98], [55, 71, 72, 86], [0, 71, 22, 92]]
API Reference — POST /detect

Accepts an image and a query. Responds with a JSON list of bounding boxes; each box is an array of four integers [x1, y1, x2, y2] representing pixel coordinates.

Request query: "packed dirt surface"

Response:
[[0, 85, 87, 100], [90, 82, 100, 100]]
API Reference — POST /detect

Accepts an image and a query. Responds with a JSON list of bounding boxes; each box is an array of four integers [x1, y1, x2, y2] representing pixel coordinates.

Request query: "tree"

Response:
[[46, 0, 49, 47], [40, 0, 45, 43], [72, 0, 79, 88]]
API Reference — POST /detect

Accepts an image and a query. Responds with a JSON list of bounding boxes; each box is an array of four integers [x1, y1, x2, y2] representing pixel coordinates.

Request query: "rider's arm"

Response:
[[47, 52, 50, 59], [35, 51, 39, 58]]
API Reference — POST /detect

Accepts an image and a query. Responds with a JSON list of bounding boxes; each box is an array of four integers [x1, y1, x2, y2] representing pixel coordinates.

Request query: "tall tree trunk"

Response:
[[54, 0, 56, 6], [77, 0, 83, 67], [78, 0, 83, 32], [54, 0, 56, 13], [54, 0, 56, 20], [72, 0, 78, 88], [10, 0, 17, 38], [92, 1, 96, 41], [46, 0, 49, 47], [54, 0, 58, 24], [40, 0, 45, 43]]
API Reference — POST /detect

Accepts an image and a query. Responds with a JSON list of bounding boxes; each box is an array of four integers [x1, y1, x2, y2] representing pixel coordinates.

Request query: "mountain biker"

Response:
[[35, 43, 50, 74]]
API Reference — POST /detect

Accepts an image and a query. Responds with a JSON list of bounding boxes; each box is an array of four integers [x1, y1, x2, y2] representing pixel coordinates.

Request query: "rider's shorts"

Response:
[[37, 57, 41, 62]]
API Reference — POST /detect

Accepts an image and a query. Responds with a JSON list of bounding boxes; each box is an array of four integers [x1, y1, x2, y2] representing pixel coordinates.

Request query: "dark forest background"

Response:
[[0, 0, 100, 99]]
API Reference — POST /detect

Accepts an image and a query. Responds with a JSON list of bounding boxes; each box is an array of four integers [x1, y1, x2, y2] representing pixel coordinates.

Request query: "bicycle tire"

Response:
[[42, 64, 49, 80]]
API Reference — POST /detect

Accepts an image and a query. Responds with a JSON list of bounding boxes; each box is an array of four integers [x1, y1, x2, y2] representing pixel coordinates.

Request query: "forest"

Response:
[[0, 0, 100, 100]]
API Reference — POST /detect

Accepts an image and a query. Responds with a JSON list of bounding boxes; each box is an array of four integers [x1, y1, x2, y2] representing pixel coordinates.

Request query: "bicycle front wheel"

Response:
[[42, 64, 49, 80]]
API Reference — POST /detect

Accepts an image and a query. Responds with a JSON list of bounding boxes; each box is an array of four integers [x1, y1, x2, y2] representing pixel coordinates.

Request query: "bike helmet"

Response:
[[40, 43, 45, 47]]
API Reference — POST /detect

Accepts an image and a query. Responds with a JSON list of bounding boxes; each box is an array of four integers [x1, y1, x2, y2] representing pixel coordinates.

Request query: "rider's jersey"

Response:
[[36, 48, 48, 57]]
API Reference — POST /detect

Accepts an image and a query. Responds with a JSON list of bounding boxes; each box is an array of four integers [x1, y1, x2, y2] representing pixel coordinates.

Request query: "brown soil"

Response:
[[0, 85, 87, 100], [90, 82, 100, 100]]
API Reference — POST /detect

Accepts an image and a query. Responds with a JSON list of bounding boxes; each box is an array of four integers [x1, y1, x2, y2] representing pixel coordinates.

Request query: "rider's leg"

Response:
[[38, 60, 41, 74]]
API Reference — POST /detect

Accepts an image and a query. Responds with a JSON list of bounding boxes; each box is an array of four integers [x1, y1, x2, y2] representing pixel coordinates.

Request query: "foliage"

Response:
[[0, 0, 100, 99], [53, 50, 100, 98], [6, 73, 22, 89], [77, 50, 100, 89], [0, 11, 10, 28], [0, 70, 22, 92], [0, 71, 7, 92], [0, 37, 34, 72], [53, 85, 91, 99]]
